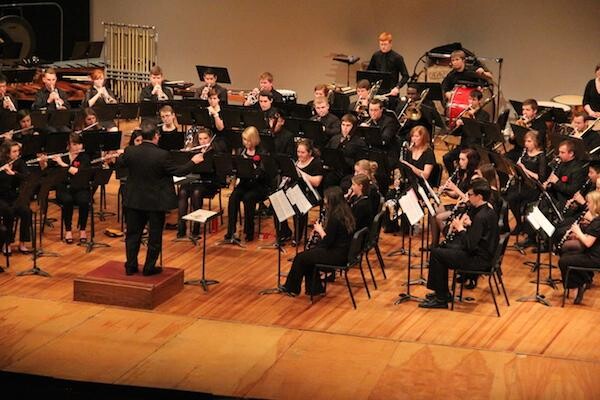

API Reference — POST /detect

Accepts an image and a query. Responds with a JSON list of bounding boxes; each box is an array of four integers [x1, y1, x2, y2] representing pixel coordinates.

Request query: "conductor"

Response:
[[115, 121, 204, 276]]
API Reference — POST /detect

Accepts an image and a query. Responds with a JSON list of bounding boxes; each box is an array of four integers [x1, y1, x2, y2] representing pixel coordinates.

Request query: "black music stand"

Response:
[[190, 108, 212, 127], [409, 82, 444, 103], [48, 110, 74, 129], [517, 207, 553, 307], [242, 109, 268, 131], [0, 109, 17, 132], [509, 100, 523, 116], [259, 189, 296, 294], [20, 134, 44, 161], [356, 126, 382, 149], [333, 54, 359, 86], [321, 148, 346, 174], [70, 41, 104, 61], [220, 106, 243, 130], [15, 171, 49, 277], [158, 132, 184, 151], [183, 209, 223, 291], [195, 65, 232, 85], [357, 70, 393, 94], [394, 189, 425, 304], [44, 132, 70, 154], [2, 68, 36, 85], [550, 133, 588, 161]]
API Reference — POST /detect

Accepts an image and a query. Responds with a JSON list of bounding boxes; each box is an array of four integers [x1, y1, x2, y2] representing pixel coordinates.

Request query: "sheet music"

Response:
[[173, 176, 186, 183], [300, 172, 322, 202], [417, 185, 435, 216], [286, 184, 313, 214], [526, 206, 556, 237], [399, 188, 424, 225], [182, 208, 218, 223], [421, 173, 440, 205], [269, 190, 296, 222]]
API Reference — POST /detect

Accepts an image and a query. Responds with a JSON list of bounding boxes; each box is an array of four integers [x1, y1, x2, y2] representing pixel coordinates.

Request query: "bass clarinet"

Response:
[[305, 207, 326, 250]]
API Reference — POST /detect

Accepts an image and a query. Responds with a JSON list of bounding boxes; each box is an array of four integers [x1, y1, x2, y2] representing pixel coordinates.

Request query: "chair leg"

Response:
[[488, 276, 501, 317], [357, 258, 371, 299], [459, 273, 465, 302], [344, 270, 357, 309], [365, 251, 378, 289], [451, 270, 457, 311], [375, 244, 387, 279], [310, 267, 318, 304], [562, 268, 571, 307], [493, 273, 501, 295], [496, 271, 510, 306], [219, 191, 224, 225]]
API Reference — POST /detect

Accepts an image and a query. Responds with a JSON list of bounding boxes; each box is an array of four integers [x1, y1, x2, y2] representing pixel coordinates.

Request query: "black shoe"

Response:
[[125, 268, 139, 276], [418, 297, 449, 309], [278, 285, 297, 297], [245, 234, 254, 242], [224, 233, 233, 241], [516, 239, 536, 248], [425, 292, 452, 302], [142, 267, 163, 276], [165, 223, 178, 230], [574, 284, 587, 304], [464, 278, 478, 290]]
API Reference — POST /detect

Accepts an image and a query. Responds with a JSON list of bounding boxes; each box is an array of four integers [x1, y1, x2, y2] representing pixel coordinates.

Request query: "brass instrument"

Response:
[[515, 107, 551, 128], [449, 94, 497, 135], [577, 116, 600, 137], [245, 88, 260, 106], [355, 79, 382, 117], [2, 95, 16, 112], [153, 85, 169, 101], [399, 88, 429, 127]]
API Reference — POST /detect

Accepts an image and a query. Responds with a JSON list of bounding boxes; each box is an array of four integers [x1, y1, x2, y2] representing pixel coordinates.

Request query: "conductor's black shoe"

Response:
[[125, 267, 138, 276], [574, 284, 587, 304], [142, 267, 163, 276], [418, 297, 449, 309]]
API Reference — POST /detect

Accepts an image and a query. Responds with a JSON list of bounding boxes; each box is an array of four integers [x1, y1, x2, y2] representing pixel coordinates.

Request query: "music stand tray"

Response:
[[195, 65, 231, 85], [409, 82, 444, 103], [183, 209, 222, 291], [356, 70, 394, 94], [158, 132, 185, 151]]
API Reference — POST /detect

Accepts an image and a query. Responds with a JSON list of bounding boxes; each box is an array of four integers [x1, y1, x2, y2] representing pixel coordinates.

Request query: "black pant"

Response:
[[284, 247, 348, 295], [125, 208, 165, 271], [178, 183, 215, 234], [504, 184, 539, 230], [0, 199, 32, 243], [56, 188, 90, 231], [558, 251, 596, 289], [227, 183, 267, 238], [427, 247, 489, 297]]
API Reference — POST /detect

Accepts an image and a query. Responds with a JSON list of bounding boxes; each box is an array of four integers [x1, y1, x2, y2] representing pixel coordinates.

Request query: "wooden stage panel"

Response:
[[73, 261, 184, 309]]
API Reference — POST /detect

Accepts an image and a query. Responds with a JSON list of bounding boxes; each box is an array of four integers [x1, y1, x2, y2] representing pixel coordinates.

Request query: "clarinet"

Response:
[[439, 201, 471, 247], [562, 179, 592, 214], [305, 207, 326, 250], [437, 168, 460, 197], [556, 208, 588, 251], [502, 148, 527, 193]]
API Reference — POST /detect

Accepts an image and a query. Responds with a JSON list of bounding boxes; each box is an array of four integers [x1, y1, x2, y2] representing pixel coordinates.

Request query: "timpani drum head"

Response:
[[551, 94, 583, 107], [0, 15, 36, 59]]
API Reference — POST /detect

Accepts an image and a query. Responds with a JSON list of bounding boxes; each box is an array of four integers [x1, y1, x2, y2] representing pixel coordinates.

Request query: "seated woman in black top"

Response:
[[177, 128, 226, 238], [504, 130, 546, 234], [583, 63, 600, 118], [399, 125, 435, 185], [281, 186, 356, 296], [349, 174, 374, 230], [225, 126, 270, 242], [0, 140, 32, 254], [279, 139, 324, 242], [558, 190, 600, 304], [49, 132, 92, 244]]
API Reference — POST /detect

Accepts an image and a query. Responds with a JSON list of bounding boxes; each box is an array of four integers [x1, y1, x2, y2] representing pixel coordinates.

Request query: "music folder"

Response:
[[321, 148, 346, 172], [70, 41, 104, 59], [509, 123, 529, 147], [549, 132, 588, 161], [195, 65, 231, 85], [409, 82, 444, 103], [356, 70, 393, 94], [158, 132, 184, 151]]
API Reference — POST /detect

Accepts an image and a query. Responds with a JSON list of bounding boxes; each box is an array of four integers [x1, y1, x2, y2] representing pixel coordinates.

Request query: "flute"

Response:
[[25, 149, 84, 166], [1, 126, 35, 138], [75, 122, 99, 134], [0, 156, 20, 172]]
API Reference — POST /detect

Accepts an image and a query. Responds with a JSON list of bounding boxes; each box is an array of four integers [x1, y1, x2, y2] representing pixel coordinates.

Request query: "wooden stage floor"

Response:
[[1, 170, 600, 399]]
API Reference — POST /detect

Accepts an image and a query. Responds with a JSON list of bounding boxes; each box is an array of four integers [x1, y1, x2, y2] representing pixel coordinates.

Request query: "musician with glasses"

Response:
[[158, 105, 179, 134], [367, 32, 409, 97], [32, 68, 70, 111], [420, 179, 499, 309]]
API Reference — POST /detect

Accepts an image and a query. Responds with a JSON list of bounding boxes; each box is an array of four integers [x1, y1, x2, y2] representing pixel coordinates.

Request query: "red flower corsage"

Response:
[[252, 154, 261, 162], [73, 161, 80, 168], [560, 175, 568, 183]]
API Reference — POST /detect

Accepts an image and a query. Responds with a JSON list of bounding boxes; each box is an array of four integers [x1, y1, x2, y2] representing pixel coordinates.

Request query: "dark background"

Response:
[[0, 0, 90, 61]]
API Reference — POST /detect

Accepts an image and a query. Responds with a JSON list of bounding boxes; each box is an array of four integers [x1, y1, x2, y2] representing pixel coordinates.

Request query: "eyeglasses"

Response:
[[467, 192, 476, 197]]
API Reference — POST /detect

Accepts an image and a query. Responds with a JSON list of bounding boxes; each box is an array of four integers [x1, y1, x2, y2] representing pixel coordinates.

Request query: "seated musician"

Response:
[[324, 114, 366, 189], [420, 179, 499, 309], [243, 72, 284, 106], [195, 68, 228, 104], [267, 109, 295, 157], [441, 50, 493, 101], [348, 173, 375, 230], [280, 186, 356, 297], [0, 73, 17, 112], [583, 63, 600, 118], [368, 32, 409, 98], [341, 159, 381, 218], [399, 125, 435, 184], [177, 128, 226, 238], [48, 133, 91, 244], [442, 89, 491, 174], [225, 127, 270, 242], [310, 97, 341, 145], [279, 139, 324, 243], [558, 190, 600, 304], [396, 84, 435, 139], [571, 111, 600, 152], [504, 130, 547, 234], [348, 79, 371, 117], [207, 89, 225, 133], [517, 140, 587, 249], [431, 147, 480, 247], [362, 98, 400, 180], [139, 65, 174, 102], [1, 110, 39, 143], [32, 68, 70, 111], [82, 69, 117, 108], [307, 83, 333, 110], [158, 105, 179, 134], [506, 99, 547, 162], [76, 108, 118, 132], [0, 140, 32, 254]]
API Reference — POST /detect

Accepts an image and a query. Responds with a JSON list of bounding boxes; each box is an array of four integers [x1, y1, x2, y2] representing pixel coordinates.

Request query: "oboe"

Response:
[[556, 208, 588, 251]]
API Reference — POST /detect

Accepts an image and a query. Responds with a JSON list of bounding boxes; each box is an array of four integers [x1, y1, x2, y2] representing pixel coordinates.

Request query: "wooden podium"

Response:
[[74, 260, 184, 309]]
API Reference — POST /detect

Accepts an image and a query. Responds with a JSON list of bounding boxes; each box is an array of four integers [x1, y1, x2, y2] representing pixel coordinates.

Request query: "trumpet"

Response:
[[153, 84, 169, 101], [25, 149, 84, 166], [515, 107, 550, 128], [355, 79, 382, 117]]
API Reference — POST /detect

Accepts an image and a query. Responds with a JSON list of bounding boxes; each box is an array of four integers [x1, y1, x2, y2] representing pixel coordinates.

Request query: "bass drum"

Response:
[[446, 85, 494, 129], [0, 15, 36, 60]]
